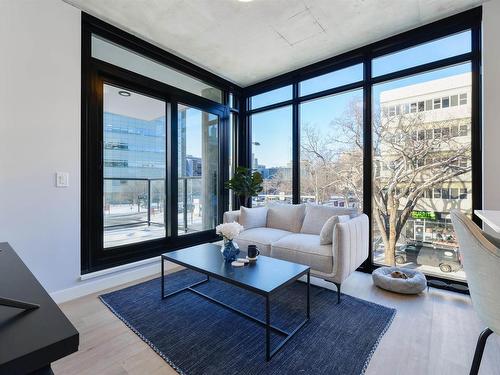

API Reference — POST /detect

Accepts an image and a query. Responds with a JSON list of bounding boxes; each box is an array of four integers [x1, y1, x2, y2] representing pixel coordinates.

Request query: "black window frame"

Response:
[[240, 7, 482, 288], [81, 14, 241, 273], [81, 8, 482, 289]]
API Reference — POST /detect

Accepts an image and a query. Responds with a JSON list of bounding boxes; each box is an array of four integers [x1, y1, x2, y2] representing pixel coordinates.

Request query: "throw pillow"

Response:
[[301, 204, 341, 235], [266, 203, 306, 232], [319, 215, 350, 245], [239, 206, 268, 230]]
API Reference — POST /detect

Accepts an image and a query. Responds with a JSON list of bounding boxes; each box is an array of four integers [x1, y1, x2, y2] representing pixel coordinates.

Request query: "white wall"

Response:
[[0, 0, 175, 302], [0, 0, 499, 302], [0, 0, 81, 294], [482, 0, 500, 213]]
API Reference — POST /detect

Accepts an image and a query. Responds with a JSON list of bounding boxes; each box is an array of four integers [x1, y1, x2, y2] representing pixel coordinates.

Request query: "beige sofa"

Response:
[[223, 203, 369, 302]]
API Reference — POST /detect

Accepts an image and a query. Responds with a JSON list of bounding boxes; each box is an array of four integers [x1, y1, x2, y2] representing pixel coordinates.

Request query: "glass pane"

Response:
[[300, 90, 363, 210], [372, 30, 471, 77], [250, 86, 292, 110], [300, 64, 363, 96], [92, 34, 222, 103], [372, 63, 472, 281], [178, 105, 219, 234], [251, 106, 292, 206], [103, 84, 166, 248]]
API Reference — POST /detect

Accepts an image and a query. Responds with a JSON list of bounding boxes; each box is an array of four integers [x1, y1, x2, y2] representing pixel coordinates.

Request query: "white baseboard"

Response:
[[80, 256, 161, 280], [50, 257, 179, 304]]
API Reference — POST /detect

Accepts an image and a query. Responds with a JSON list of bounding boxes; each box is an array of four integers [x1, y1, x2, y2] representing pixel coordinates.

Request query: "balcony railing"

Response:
[[104, 177, 165, 229], [178, 176, 202, 234], [103, 176, 202, 234]]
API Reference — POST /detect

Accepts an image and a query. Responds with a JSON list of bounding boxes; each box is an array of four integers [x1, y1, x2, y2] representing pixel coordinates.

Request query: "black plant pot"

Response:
[[238, 195, 251, 207]]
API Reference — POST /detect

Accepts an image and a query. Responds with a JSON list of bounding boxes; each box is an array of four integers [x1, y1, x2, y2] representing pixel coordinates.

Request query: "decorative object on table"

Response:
[[224, 166, 263, 207], [247, 244, 260, 260], [236, 258, 249, 264], [231, 261, 245, 267], [216, 222, 244, 262], [372, 266, 427, 294]]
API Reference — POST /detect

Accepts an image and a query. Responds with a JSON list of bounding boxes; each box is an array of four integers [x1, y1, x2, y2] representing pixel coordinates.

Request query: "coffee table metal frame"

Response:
[[161, 254, 310, 361]]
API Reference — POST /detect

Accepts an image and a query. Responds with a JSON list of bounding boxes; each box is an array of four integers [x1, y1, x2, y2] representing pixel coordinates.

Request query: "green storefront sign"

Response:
[[411, 211, 438, 220]]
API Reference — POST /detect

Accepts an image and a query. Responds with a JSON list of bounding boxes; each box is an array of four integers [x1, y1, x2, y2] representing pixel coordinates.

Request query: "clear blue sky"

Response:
[[251, 30, 471, 168]]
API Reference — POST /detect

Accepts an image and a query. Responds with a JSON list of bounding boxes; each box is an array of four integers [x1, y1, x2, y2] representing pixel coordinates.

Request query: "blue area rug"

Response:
[[100, 269, 396, 375]]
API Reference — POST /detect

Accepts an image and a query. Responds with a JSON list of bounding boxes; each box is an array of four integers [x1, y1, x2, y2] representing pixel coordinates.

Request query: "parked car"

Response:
[[395, 240, 462, 273]]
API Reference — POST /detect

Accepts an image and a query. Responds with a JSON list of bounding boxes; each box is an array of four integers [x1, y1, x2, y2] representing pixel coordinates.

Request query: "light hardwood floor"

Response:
[[52, 269, 500, 375]]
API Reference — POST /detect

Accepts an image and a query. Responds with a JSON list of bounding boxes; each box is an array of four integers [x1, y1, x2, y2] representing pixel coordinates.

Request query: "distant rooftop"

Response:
[[381, 73, 471, 103]]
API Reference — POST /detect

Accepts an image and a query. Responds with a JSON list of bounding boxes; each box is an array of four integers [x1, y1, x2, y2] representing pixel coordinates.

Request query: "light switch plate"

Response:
[[56, 172, 69, 188]]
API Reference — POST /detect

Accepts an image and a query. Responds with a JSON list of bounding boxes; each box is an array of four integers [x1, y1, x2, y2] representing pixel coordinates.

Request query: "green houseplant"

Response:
[[225, 167, 263, 207]]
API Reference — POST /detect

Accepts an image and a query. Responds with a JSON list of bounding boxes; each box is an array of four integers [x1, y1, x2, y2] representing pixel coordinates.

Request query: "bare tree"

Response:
[[335, 100, 471, 265], [260, 94, 470, 266], [371, 111, 471, 264], [300, 124, 340, 204], [300, 99, 364, 207]]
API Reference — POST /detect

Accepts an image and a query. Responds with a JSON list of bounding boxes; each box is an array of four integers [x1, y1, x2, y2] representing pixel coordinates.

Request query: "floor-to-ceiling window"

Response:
[[371, 31, 473, 281], [82, 15, 235, 273], [243, 8, 481, 287]]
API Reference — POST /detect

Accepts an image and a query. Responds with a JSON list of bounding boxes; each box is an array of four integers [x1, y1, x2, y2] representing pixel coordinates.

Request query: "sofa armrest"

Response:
[[223, 210, 240, 224], [332, 213, 369, 284]]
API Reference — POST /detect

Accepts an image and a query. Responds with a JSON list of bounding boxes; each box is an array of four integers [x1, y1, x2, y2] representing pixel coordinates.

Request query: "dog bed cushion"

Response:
[[372, 266, 427, 294]]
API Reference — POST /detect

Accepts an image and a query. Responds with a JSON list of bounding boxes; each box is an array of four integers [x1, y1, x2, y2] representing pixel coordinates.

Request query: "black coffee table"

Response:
[[161, 243, 310, 361]]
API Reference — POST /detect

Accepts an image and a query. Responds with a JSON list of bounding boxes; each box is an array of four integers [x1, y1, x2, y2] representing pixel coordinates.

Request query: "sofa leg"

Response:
[[470, 328, 493, 375], [333, 282, 341, 304]]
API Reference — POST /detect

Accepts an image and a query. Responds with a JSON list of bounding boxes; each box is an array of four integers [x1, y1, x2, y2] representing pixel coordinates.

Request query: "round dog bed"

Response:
[[372, 267, 427, 294]]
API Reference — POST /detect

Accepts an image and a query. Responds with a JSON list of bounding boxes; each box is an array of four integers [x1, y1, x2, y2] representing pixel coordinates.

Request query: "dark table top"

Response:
[[163, 243, 309, 295], [0, 243, 79, 374]]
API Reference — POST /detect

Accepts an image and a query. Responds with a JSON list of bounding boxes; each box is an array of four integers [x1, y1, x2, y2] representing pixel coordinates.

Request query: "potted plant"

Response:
[[225, 167, 263, 207]]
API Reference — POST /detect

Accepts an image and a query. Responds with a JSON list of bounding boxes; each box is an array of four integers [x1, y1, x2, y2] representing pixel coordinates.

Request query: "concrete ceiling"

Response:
[[64, 0, 486, 87]]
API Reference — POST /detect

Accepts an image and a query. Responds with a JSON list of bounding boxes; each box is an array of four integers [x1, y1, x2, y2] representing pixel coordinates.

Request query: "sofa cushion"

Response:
[[266, 203, 305, 233], [300, 204, 358, 235], [271, 233, 333, 274], [234, 227, 290, 256], [239, 206, 268, 230]]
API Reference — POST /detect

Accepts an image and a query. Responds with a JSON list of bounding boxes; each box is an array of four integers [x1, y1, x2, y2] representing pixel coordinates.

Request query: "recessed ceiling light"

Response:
[[238, 0, 253, 2], [118, 90, 131, 97]]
